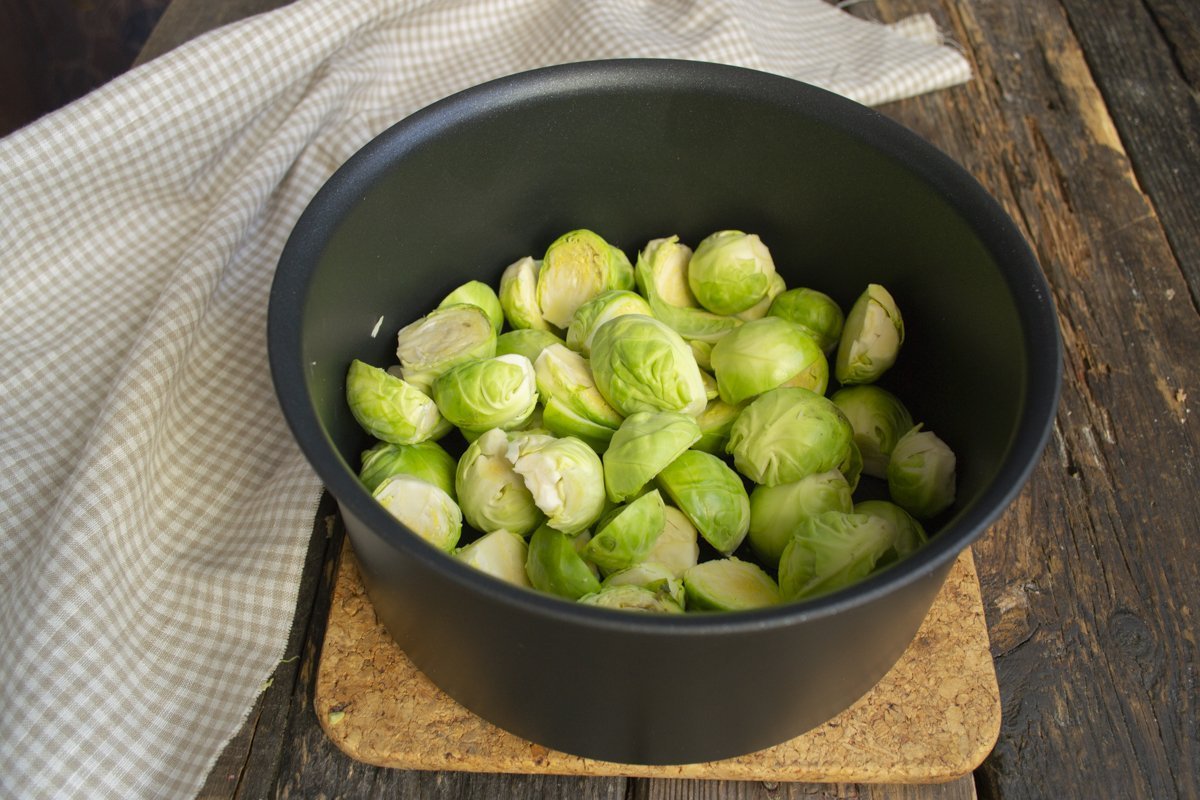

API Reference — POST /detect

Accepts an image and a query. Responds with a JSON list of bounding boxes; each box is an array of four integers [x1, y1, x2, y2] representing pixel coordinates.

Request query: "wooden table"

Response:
[[139, 1, 1200, 798]]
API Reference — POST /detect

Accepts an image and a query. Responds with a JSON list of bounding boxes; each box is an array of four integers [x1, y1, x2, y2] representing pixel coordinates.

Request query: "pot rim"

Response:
[[268, 58, 1063, 636]]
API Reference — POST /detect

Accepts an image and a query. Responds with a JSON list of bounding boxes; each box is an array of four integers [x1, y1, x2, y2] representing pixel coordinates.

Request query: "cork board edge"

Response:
[[315, 542, 1000, 783]]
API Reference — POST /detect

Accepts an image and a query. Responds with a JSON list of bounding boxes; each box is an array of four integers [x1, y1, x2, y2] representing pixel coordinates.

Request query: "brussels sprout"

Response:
[[734, 271, 787, 322], [838, 437, 864, 494], [777, 510, 894, 600], [692, 398, 744, 455], [496, 328, 566, 364], [455, 428, 543, 536], [506, 434, 606, 534], [590, 314, 707, 417], [537, 230, 634, 329], [438, 280, 504, 334], [583, 490, 667, 573], [643, 506, 701, 578], [835, 283, 904, 385], [602, 561, 686, 607], [886, 425, 956, 518], [455, 529, 532, 588], [687, 230, 777, 315], [346, 359, 451, 445], [359, 440, 457, 497], [689, 339, 713, 371], [432, 354, 538, 436], [726, 387, 854, 487], [526, 523, 602, 600], [579, 585, 685, 613], [830, 385, 914, 478], [683, 558, 781, 611], [602, 411, 701, 502], [700, 369, 720, 401], [768, 287, 845, 353], [854, 499, 928, 563], [747, 470, 854, 568], [710, 316, 828, 405], [540, 401, 617, 452], [372, 475, 462, 553], [566, 290, 653, 356], [498, 256, 550, 331], [656, 450, 751, 556], [395, 304, 497, 392], [533, 345, 623, 430], [636, 236, 742, 343]]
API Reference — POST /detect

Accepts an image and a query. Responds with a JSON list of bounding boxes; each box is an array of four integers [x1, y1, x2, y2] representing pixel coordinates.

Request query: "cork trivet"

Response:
[[315, 541, 1000, 782]]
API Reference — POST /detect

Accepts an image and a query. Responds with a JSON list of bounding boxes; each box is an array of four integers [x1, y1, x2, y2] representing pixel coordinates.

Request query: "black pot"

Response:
[[268, 59, 1061, 765]]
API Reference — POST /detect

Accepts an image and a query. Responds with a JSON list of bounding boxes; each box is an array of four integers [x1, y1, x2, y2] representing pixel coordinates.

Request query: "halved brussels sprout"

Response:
[[498, 256, 550, 331], [835, 283, 904, 385], [689, 339, 714, 371], [687, 230, 777, 315], [734, 271, 786, 322], [372, 475, 462, 553], [534, 344, 623, 430], [590, 314, 707, 417], [643, 506, 700, 578], [854, 499, 928, 564], [886, 425, 956, 518], [395, 303, 497, 392], [526, 523, 602, 600], [726, 387, 853, 487], [579, 585, 684, 613], [656, 450, 751, 556], [692, 398, 744, 455], [496, 328, 566, 364], [777, 510, 894, 601], [635, 236, 742, 343], [583, 490, 667, 574], [438, 280, 504, 334], [455, 428, 543, 536], [359, 439, 457, 497], [710, 316, 828, 405], [432, 354, 538, 436], [683, 557, 781, 611], [454, 529, 532, 588], [602, 561, 686, 608], [700, 369, 720, 401], [541, 400, 618, 452], [537, 230, 634, 329], [768, 287, 845, 353], [506, 434, 606, 534], [566, 289, 653, 355], [831, 385, 914, 478], [346, 359, 451, 445], [747, 470, 854, 568], [602, 410, 701, 502]]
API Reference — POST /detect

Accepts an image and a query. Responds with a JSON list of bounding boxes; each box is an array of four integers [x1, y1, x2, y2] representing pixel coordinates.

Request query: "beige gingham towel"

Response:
[[0, 0, 968, 796]]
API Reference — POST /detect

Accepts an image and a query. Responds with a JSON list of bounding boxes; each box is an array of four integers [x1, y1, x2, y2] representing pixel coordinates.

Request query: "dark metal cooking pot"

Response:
[[268, 59, 1061, 765]]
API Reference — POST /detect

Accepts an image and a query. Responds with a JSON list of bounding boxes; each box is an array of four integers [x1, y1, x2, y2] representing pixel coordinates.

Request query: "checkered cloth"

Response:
[[0, 0, 968, 796]]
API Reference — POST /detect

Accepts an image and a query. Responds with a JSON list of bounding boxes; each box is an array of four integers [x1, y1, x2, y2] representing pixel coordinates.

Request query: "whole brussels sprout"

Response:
[[579, 585, 684, 613], [854, 499, 928, 564], [345, 359, 451, 445], [359, 439, 457, 497], [566, 289, 653, 356], [635, 236, 742, 343], [432, 354, 538, 436], [692, 398, 744, 455], [495, 328, 566, 364], [687, 230, 777, 315], [656, 450, 751, 556], [583, 490, 667, 574], [886, 425, 956, 518], [747, 470, 854, 568], [710, 316, 828, 405], [831, 385, 914, 478], [498, 256, 550, 331], [506, 434, 606, 534], [777, 510, 893, 601], [768, 287, 845, 353], [537, 229, 634, 329], [602, 561, 686, 608], [726, 387, 853, 487], [455, 428, 543, 536], [643, 506, 700, 578], [526, 523, 602, 600], [438, 280, 504, 334], [835, 283, 904, 385], [395, 303, 497, 392], [372, 475, 462, 553], [683, 558, 781, 611], [734, 271, 787, 322], [590, 314, 707, 417], [454, 529, 532, 588], [602, 411, 701, 503]]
